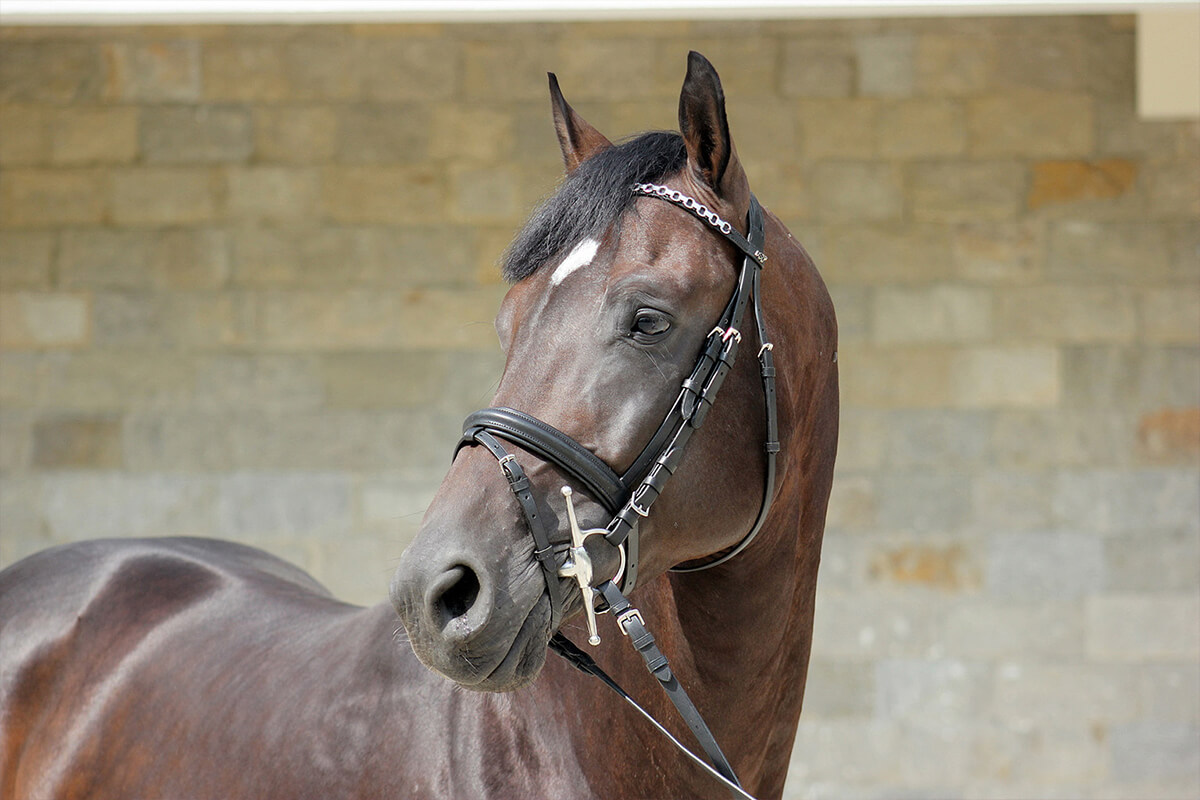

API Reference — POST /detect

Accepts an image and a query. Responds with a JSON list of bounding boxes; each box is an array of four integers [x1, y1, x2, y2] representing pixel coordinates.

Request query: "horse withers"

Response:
[[0, 52, 837, 800]]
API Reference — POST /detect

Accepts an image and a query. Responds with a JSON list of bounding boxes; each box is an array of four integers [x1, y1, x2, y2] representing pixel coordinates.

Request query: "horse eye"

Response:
[[632, 310, 671, 338]]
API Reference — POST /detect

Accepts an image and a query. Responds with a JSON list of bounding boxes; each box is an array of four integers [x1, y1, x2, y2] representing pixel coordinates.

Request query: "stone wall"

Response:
[[1, 15, 1197, 799]]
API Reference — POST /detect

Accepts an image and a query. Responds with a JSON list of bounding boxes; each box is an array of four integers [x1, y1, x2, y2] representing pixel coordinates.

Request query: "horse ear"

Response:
[[678, 51, 743, 199], [548, 73, 612, 174]]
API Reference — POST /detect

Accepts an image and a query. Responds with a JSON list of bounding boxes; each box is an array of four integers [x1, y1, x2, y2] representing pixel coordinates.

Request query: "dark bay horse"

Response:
[[0, 53, 838, 800]]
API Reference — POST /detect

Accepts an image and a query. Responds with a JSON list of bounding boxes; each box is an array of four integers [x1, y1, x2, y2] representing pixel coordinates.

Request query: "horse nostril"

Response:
[[432, 565, 481, 626]]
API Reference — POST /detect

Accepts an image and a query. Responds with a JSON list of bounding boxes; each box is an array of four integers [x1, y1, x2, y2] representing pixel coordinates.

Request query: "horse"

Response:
[[0, 52, 838, 800]]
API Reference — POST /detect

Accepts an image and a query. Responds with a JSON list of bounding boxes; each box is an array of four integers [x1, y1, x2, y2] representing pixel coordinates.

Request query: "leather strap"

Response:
[[461, 407, 628, 515]]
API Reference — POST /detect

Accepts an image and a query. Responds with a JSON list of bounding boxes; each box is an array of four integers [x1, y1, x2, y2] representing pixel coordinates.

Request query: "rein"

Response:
[[456, 183, 778, 799]]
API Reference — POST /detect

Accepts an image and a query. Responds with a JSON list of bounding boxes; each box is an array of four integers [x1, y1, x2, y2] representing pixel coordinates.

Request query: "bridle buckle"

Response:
[[616, 607, 644, 637]]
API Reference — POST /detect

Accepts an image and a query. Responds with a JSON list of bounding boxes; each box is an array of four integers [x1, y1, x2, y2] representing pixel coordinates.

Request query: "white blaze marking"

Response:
[[549, 238, 599, 286]]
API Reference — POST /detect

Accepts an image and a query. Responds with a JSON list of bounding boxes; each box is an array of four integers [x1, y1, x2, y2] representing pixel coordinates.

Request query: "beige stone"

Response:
[[223, 167, 320, 222], [797, 99, 878, 160], [1140, 286, 1200, 344], [31, 415, 123, 468], [0, 168, 106, 228], [968, 91, 1094, 157], [1027, 159, 1137, 209], [872, 285, 992, 344], [996, 286, 1137, 343], [141, 106, 253, 164], [812, 162, 903, 222], [781, 38, 856, 98], [837, 344, 954, 408], [0, 105, 51, 166], [253, 106, 338, 163], [877, 100, 966, 158], [0, 292, 90, 349], [951, 346, 1060, 408], [0, 232, 54, 289], [910, 161, 1026, 222], [201, 40, 289, 102], [110, 168, 217, 226], [104, 40, 201, 102], [51, 107, 138, 165], [320, 166, 445, 225], [915, 34, 993, 96]]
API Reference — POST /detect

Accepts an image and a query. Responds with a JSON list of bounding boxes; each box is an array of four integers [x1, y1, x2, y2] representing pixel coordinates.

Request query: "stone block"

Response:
[[1141, 288, 1200, 344], [813, 591, 951, 662], [109, 168, 217, 226], [990, 409, 1134, 468], [991, 33, 1087, 92], [428, 105, 514, 163], [820, 224, 955, 285], [0, 168, 105, 228], [802, 658, 875, 718], [878, 472, 972, 533], [724, 104, 798, 165], [253, 106, 338, 162], [1137, 408, 1200, 465], [91, 291, 247, 349], [336, 105, 428, 163], [993, 663, 1139, 733], [653, 37, 779, 100], [462, 39, 556, 103], [449, 166, 520, 224], [1061, 346, 1199, 412], [551, 39, 662, 102], [872, 285, 992, 344], [320, 166, 445, 224], [812, 162, 903, 223], [256, 287, 504, 351], [1143, 160, 1200, 219], [0, 231, 53, 288], [285, 37, 363, 101], [943, 600, 1083, 658], [201, 40, 289, 102], [0, 411, 31, 473], [58, 228, 229, 290], [361, 39, 459, 102], [781, 38, 856, 98], [866, 540, 982, 592], [1027, 159, 1137, 209], [1105, 529, 1200, 593], [1137, 663, 1200, 724], [1087, 593, 1200, 660], [50, 107, 138, 165], [995, 286, 1137, 344], [0, 105, 51, 165], [141, 106, 253, 164], [223, 167, 319, 222], [0, 41, 104, 103], [318, 351, 446, 409], [0, 293, 89, 349], [1169, 222, 1200, 281], [33, 350, 195, 412], [1110, 723, 1200, 783], [838, 344, 955, 408], [882, 410, 990, 468], [358, 474, 439, 528], [914, 34, 992, 96], [797, 99, 877, 161], [104, 40, 201, 102], [910, 161, 1026, 222], [970, 471, 1053, 531], [1048, 221, 1174, 283], [41, 473, 216, 540], [949, 346, 1060, 408], [217, 472, 351, 542], [968, 91, 1094, 157], [986, 531, 1105, 599], [31, 415, 123, 469], [875, 658, 990, 727], [855, 34, 915, 97], [877, 100, 966, 158], [190, 354, 324, 413], [952, 222, 1044, 284], [832, 409, 888, 471], [1052, 468, 1200, 534], [317, 533, 399, 607]]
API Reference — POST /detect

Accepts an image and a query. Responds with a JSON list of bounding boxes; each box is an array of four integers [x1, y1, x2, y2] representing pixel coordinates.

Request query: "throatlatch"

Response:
[[456, 183, 777, 800]]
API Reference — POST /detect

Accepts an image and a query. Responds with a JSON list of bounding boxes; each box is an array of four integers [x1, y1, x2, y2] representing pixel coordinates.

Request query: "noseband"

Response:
[[452, 183, 778, 797]]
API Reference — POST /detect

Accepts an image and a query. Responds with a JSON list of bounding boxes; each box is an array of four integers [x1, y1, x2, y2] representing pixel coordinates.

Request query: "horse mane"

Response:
[[502, 131, 688, 283]]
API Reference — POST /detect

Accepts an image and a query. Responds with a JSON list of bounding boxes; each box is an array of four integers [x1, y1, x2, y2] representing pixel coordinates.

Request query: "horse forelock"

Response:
[[502, 131, 687, 283]]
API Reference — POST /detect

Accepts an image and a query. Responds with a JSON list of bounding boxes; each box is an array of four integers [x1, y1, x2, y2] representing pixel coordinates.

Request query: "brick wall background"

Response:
[[1, 15, 1197, 799]]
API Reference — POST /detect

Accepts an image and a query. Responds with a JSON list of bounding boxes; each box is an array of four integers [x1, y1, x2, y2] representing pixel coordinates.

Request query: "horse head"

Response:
[[391, 52, 833, 694]]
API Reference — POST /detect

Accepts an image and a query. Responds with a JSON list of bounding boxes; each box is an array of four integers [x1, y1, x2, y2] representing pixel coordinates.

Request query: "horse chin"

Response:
[[463, 595, 552, 692]]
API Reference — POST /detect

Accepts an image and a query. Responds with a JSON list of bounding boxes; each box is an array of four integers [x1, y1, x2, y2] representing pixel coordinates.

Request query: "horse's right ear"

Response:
[[549, 73, 612, 174]]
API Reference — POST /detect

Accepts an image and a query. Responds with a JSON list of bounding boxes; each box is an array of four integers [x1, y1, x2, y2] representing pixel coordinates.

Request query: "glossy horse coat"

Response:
[[0, 53, 837, 800]]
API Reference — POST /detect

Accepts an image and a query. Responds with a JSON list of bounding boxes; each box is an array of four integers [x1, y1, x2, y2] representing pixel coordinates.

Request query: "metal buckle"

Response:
[[616, 607, 644, 636], [722, 326, 741, 344], [758, 342, 774, 357]]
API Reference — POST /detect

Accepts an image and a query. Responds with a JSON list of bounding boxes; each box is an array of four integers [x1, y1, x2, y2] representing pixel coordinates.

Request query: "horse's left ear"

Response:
[[678, 51, 746, 202], [549, 72, 612, 174]]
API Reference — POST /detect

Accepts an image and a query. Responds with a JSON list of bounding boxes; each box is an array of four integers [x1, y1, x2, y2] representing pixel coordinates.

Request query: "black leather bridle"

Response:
[[453, 182, 778, 799]]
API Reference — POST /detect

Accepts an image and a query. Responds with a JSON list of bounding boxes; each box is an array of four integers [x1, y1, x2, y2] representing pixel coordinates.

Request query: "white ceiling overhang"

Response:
[[1, 0, 1196, 25]]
